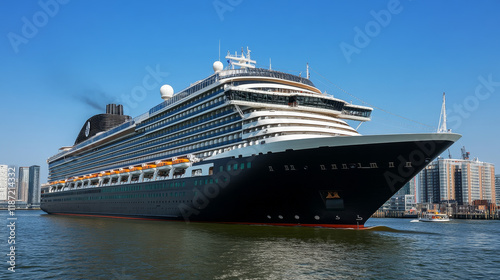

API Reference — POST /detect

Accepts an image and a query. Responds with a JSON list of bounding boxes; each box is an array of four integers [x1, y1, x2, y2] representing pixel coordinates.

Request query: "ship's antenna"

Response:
[[269, 58, 272, 70], [246, 46, 251, 60], [306, 63, 310, 79], [438, 92, 448, 133]]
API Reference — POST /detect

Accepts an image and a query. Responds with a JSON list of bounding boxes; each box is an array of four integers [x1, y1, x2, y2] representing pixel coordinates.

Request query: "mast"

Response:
[[225, 46, 256, 69]]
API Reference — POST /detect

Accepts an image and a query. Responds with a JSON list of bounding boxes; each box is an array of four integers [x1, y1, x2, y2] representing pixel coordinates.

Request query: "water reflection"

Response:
[[2, 212, 498, 280], [32, 215, 417, 279]]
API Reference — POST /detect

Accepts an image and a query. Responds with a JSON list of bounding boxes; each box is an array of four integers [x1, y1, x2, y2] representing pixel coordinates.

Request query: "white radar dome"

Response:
[[213, 61, 223, 73], [160, 84, 174, 100]]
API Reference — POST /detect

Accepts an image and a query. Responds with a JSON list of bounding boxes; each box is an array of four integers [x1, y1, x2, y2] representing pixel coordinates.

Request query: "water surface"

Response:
[[1, 211, 499, 279]]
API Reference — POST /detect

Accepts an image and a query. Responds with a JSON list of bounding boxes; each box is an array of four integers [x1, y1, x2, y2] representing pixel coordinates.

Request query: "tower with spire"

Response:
[[437, 92, 449, 133]]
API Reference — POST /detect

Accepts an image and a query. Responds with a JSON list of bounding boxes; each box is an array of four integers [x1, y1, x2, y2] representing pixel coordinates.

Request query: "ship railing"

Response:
[[219, 68, 315, 87], [146, 68, 313, 119], [133, 112, 150, 123], [138, 89, 225, 129], [148, 74, 220, 116], [341, 106, 372, 118]]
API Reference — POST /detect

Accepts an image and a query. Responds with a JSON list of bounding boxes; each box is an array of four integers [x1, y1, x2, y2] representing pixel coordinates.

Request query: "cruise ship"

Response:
[[41, 48, 461, 228]]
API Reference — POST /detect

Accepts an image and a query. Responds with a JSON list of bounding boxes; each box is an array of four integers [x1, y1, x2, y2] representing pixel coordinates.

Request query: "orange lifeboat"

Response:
[[142, 164, 157, 173], [172, 158, 191, 169], [74, 176, 84, 181], [157, 160, 173, 170], [98, 172, 111, 177], [130, 166, 143, 174]]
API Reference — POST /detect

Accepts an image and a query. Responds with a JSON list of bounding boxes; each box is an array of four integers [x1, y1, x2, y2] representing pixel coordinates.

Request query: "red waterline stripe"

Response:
[[51, 213, 167, 221], [50, 213, 366, 229]]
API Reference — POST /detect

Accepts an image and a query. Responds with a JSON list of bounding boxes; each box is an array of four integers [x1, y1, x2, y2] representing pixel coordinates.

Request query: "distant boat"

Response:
[[419, 212, 450, 222]]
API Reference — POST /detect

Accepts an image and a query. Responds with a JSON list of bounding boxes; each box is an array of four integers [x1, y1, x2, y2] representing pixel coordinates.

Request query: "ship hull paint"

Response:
[[41, 134, 458, 228]]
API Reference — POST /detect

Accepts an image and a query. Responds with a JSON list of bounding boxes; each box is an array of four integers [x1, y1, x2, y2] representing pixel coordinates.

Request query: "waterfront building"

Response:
[[0, 165, 8, 200], [419, 158, 496, 205], [28, 165, 41, 207], [18, 166, 30, 202], [399, 176, 417, 201], [388, 194, 415, 212], [382, 177, 417, 215], [495, 174, 500, 205]]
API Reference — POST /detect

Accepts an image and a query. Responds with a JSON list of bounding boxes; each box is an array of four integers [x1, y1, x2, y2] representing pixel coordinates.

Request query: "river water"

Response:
[[1, 210, 499, 279]]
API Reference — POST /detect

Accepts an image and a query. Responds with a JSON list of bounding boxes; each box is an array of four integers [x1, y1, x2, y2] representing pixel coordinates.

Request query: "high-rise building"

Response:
[[0, 165, 8, 200], [28, 165, 41, 206], [18, 167, 30, 202], [386, 177, 417, 212], [396, 177, 416, 196], [495, 174, 500, 205], [419, 158, 496, 205]]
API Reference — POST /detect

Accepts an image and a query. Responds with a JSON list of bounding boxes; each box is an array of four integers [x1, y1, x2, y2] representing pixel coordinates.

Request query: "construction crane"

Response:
[[461, 146, 470, 160]]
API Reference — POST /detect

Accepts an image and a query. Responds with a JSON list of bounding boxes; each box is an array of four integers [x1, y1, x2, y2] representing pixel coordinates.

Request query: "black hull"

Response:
[[41, 134, 458, 228]]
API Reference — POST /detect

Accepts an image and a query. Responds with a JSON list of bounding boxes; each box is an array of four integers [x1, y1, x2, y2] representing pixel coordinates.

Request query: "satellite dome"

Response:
[[213, 61, 223, 73], [160, 84, 174, 100]]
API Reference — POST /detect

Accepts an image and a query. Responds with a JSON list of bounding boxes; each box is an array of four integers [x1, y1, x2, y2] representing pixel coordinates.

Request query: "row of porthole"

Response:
[[266, 215, 321, 220]]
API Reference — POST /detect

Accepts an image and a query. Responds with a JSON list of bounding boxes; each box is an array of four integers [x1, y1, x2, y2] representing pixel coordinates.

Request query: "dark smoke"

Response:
[[74, 89, 115, 112]]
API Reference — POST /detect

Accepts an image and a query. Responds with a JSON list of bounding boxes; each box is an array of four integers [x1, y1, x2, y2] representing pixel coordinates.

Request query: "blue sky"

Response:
[[1, 0, 499, 182]]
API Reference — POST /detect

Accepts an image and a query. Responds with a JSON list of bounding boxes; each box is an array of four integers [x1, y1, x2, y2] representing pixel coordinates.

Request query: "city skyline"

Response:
[[419, 158, 496, 205], [0, 164, 40, 207], [1, 0, 499, 182]]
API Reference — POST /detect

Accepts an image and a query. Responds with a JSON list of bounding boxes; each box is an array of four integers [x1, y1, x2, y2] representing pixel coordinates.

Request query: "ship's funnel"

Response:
[[106, 104, 124, 115]]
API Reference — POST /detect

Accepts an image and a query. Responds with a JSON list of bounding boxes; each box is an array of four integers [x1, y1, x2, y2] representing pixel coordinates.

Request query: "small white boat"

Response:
[[419, 212, 450, 222]]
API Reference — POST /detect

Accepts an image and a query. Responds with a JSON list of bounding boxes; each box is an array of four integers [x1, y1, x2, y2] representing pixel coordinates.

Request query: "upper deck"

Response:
[[47, 49, 373, 183], [48, 67, 333, 163]]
